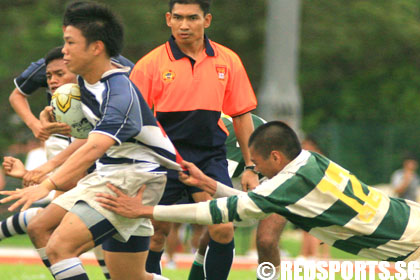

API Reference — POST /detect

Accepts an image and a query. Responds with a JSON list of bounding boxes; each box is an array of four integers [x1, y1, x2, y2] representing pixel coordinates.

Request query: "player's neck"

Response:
[[176, 38, 205, 61], [82, 58, 115, 84]]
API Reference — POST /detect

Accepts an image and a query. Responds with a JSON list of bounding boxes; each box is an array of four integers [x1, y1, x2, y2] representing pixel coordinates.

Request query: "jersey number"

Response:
[[317, 162, 382, 223]]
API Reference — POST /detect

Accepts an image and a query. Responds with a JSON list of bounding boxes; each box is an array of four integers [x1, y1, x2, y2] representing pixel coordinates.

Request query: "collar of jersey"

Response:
[[168, 34, 215, 61], [280, 150, 311, 175], [99, 65, 131, 82]]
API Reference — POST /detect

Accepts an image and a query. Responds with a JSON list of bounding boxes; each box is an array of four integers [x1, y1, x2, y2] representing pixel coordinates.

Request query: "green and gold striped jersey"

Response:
[[204, 150, 420, 261], [222, 114, 266, 178]]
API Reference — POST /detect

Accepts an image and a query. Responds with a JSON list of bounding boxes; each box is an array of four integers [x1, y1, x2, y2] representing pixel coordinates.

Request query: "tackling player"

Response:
[[222, 114, 287, 280], [97, 120, 420, 265]]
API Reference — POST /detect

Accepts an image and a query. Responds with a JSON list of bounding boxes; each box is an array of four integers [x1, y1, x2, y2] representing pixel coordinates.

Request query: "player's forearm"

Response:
[[214, 182, 243, 198], [153, 202, 214, 225], [9, 89, 39, 128], [232, 112, 254, 166], [49, 134, 114, 191], [46, 139, 87, 171]]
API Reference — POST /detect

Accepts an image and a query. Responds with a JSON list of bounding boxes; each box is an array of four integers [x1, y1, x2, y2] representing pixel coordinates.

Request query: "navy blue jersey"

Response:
[[14, 55, 134, 105], [79, 67, 181, 175]]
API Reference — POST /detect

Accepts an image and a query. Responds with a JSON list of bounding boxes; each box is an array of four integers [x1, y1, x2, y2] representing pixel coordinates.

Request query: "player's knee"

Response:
[[45, 239, 62, 263], [27, 221, 48, 245], [150, 232, 167, 249], [208, 223, 234, 244], [256, 232, 278, 253], [150, 222, 172, 250]]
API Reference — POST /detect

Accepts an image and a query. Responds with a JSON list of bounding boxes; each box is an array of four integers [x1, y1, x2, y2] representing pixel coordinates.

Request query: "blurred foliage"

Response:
[[0, 0, 266, 157], [300, 0, 420, 130], [1, 0, 420, 184]]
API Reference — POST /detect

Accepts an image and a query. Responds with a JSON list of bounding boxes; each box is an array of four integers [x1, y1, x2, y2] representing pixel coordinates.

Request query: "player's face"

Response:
[[166, 4, 212, 46], [250, 146, 281, 179], [62, 25, 95, 77], [46, 58, 77, 93]]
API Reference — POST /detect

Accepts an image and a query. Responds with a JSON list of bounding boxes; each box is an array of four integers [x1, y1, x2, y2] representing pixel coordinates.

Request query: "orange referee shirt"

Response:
[[130, 36, 257, 148]]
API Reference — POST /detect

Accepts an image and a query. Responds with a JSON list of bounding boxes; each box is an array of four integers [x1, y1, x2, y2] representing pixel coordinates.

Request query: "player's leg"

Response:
[[165, 222, 182, 269], [0, 207, 42, 241], [190, 224, 205, 252], [146, 219, 172, 274], [145, 171, 187, 275], [46, 210, 95, 279], [103, 235, 169, 280], [27, 203, 68, 271], [301, 230, 319, 258], [189, 229, 210, 280], [191, 191, 235, 280], [187, 151, 235, 280], [45, 201, 158, 280], [92, 245, 111, 280], [256, 214, 287, 280]]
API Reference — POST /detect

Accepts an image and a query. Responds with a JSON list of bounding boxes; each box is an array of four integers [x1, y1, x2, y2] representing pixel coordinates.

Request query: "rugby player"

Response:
[[1, 1, 178, 279], [98, 121, 420, 266]]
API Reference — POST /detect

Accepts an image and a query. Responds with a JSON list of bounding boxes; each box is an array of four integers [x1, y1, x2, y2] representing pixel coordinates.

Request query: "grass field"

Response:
[[0, 225, 376, 280]]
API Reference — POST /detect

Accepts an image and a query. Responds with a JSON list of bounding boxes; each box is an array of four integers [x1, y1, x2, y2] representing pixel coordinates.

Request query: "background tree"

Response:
[[2, 0, 420, 184]]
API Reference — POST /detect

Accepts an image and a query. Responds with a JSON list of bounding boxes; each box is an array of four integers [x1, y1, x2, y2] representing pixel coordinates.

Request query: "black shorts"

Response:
[[159, 144, 233, 205]]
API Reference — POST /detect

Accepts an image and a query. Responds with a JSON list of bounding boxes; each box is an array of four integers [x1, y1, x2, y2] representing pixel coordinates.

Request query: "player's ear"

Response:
[[166, 12, 172, 27], [91, 40, 105, 56], [271, 150, 282, 163], [204, 13, 212, 29]]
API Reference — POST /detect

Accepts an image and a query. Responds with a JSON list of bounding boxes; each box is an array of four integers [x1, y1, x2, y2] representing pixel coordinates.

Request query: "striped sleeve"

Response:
[[153, 193, 270, 225]]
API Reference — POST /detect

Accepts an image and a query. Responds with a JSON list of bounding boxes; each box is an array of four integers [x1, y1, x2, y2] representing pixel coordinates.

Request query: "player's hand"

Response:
[[30, 120, 50, 141], [23, 168, 48, 187], [179, 160, 218, 195], [241, 170, 259, 191], [40, 106, 71, 136], [178, 160, 210, 188], [0, 184, 51, 212], [95, 183, 147, 219], [2, 156, 27, 179]]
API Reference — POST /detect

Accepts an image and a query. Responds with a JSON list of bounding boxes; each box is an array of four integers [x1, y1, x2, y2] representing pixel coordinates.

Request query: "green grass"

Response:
[[0, 226, 376, 279], [0, 264, 259, 280], [0, 264, 395, 280]]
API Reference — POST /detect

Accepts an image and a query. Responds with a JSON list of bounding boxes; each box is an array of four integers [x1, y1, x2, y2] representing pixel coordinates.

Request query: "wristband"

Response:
[[244, 165, 258, 174], [48, 178, 59, 190]]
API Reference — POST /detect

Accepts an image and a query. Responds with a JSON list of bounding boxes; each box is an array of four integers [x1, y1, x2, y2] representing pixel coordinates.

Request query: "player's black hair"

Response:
[[44, 46, 64, 66], [63, 1, 123, 58], [169, 0, 211, 15], [249, 121, 302, 160], [403, 152, 418, 162]]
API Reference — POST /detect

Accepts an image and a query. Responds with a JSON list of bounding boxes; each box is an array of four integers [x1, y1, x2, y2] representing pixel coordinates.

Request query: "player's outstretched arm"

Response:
[[178, 160, 218, 195], [96, 183, 213, 225], [96, 183, 154, 219], [22, 138, 87, 187], [0, 181, 54, 212], [179, 160, 244, 198], [2, 156, 27, 179]]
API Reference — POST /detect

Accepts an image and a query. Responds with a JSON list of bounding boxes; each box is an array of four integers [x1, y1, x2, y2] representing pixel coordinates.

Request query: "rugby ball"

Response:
[[51, 83, 93, 139]]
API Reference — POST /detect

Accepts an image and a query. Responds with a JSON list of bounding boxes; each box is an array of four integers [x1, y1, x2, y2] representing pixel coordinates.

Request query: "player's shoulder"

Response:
[[19, 58, 46, 77], [111, 54, 134, 70], [104, 70, 133, 93]]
